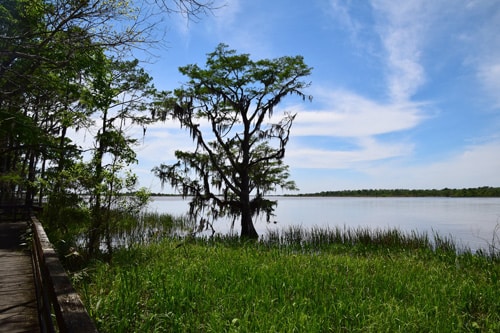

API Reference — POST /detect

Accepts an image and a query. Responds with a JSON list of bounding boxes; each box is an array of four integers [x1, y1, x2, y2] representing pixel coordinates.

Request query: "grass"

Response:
[[106, 211, 194, 248], [73, 227, 500, 332], [47, 210, 193, 254]]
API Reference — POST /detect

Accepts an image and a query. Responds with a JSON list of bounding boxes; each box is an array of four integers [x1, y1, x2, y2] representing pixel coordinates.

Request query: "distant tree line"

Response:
[[298, 187, 500, 197]]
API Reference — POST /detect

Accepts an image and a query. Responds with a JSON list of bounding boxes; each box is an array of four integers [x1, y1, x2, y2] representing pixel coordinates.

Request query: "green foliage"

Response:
[[78, 53, 157, 256], [153, 44, 312, 238]]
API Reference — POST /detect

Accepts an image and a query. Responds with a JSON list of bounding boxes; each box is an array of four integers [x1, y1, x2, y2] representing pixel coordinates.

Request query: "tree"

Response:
[[77, 52, 158, 256], [1, 0, 217, 209], [153, 44, 312, 239]]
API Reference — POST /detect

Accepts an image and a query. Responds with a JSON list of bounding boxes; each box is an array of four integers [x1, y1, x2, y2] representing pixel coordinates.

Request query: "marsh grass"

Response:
[[265, 226, 433, 249], [108, 211, 194, 247], [75, 226, 500, 332], [62, 211, 193, 252]]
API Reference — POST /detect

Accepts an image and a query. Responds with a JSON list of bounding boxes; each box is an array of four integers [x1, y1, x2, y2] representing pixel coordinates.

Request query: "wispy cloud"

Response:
[[267, 85, 425, 172], [370, 0, 434, 102], [370, 0, 500, 109], [291, 88, 426, 137], [286, 136, 413, 169], [327, 0, 363, 38], [211, 0, 242, 29]]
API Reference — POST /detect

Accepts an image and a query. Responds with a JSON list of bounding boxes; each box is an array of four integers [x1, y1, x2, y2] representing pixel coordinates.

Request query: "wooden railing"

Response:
[[0, 201, 26, 221], [31, 216, 99, 333]]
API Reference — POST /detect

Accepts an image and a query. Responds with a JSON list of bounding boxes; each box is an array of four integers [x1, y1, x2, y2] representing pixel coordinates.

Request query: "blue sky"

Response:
[[124, 0, 500, 193]]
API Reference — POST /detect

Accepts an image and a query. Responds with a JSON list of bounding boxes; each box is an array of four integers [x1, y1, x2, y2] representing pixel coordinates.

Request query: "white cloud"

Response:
[[268, 87, 425, 171], [286, 136, 413, 169], [362, 140, 500, 189], [370, 0, 500, 109], [138, 127, 196, 163], [291, 88, 426, 137], [370, 0, 434, 102]]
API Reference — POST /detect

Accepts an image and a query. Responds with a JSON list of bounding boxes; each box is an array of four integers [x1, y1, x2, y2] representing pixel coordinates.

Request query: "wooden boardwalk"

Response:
[[0, 221, 40, 333]]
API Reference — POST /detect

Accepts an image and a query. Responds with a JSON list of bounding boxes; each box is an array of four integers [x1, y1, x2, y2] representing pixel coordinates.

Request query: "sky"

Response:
[[117, 0, 500, 194]]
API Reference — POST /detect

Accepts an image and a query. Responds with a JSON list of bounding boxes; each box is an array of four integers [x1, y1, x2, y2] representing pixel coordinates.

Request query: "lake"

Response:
[[147, 196, 500, 252]]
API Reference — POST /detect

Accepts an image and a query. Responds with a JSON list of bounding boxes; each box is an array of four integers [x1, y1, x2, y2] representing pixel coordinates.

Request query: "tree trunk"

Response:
[[240, 209, 258, 239], [25, 150, 36, 210], [88, 110, 107, 257], [240, 192, 258, 239], [88, 155, 103, 257], [88, 139, 105, 257], [88, 205, 101, 257]]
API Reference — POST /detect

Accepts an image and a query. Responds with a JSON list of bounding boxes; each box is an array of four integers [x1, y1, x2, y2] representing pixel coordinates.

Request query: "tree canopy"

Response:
[[153, 44, 312, 238]]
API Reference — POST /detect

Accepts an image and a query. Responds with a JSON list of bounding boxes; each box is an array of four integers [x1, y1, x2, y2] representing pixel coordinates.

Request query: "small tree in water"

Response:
[[153, 44, 312, 239]]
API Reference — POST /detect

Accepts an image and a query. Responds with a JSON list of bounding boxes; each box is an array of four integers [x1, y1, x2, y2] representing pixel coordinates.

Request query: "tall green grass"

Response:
[[75, 227, 500, 332], [108, 211, 194, 248]]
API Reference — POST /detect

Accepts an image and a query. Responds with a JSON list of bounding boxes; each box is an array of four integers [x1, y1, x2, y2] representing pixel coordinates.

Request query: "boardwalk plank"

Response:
[[0, 221, 40, 333]]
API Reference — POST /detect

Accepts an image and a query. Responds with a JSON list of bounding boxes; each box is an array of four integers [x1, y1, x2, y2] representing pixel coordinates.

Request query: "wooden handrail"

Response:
[[31, 216, 98, 333]]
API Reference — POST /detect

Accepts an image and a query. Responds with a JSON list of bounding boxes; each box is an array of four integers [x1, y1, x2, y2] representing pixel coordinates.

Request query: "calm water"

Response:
[[147, 196, 500, 251]]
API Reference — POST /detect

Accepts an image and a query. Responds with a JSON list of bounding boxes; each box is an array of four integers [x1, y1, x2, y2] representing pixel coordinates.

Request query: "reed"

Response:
[[108, 211, 183, 247], [75, 226, 500, 332]]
